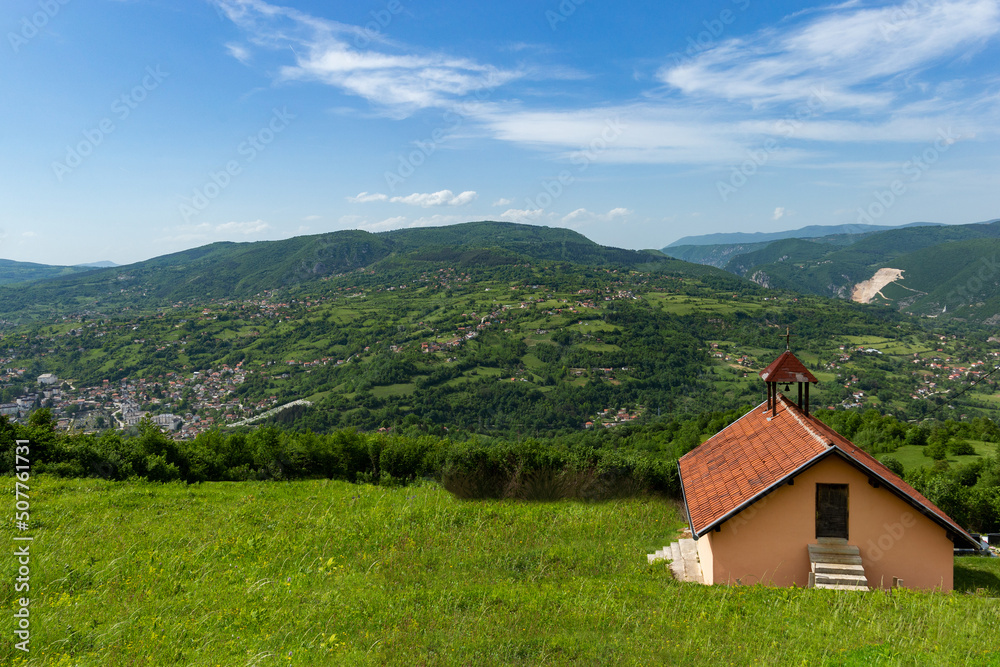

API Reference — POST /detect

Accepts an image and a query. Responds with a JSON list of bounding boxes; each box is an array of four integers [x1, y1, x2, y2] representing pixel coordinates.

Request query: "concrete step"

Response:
[[809, 553, 863, 566], [814, 563, 866, 577], [646, 546, 672, 563], [808, 540, 869, 591], [679, 538, 698, 562], [815, 574, 869, 587], [818, 583, 869, 591], [671, 542, 682, 563], [679, 538, 703, 584], [808, 543, 861, 557], [669, 553, 686, 581]]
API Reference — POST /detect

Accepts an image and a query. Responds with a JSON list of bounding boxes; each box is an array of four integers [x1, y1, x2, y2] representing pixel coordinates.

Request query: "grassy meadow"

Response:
[[2, 477, 1000, 666]]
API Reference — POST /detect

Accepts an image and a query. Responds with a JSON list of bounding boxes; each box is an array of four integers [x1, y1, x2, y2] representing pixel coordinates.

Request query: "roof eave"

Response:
[[678, 458, 697, 539], [826, 448, 981, 549]]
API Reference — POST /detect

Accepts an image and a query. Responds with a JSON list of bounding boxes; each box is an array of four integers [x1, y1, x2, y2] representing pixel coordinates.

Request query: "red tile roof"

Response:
[[759, 351, 818, 384], [679, 394, 978, 547]]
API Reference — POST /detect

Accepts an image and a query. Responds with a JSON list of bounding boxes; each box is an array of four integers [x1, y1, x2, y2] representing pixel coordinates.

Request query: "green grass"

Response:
[[370, 383, 416, 398], [891, 441, 997, 473], [3, 477, 1000, 666]]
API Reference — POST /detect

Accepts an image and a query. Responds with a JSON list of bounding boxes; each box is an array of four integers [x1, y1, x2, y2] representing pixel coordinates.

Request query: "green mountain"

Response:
[[0, 259, 99, 286], [6, 216, 1000, 437], [663, 229, 908, 269], [1, 222, 707, 323], [669, 219, 1000, 322], [666, 222, 939, 247]]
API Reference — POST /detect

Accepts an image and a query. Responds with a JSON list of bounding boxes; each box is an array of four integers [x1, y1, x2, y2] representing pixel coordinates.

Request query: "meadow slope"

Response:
[[2, 478, 999, 666]]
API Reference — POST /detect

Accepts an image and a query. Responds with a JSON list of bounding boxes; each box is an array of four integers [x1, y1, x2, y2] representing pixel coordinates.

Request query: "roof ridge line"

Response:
[[779, 395, 830, 448]]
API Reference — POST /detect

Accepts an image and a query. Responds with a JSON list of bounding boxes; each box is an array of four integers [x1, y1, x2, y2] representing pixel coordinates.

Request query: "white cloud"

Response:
[[409, 214, 470, 228], [156, 220, 272, 246], [216, 220, 271, 235], [492, 197, 513, 207], [347, 191, 388, 203], [389, 190, 478, 207], [226, 42, 252, 64], [21, 231, 37, 238], [359, 215, 408, 232], [214, 0, 520, 115], [658, 0, 1000, 111], [302, 214, 322, 221], [773, 207, 786, 221], [214, 0, 1000, 175], [561, 207, 633, 225], [497, 208, 552, 223], [473, 1, 999, 169]]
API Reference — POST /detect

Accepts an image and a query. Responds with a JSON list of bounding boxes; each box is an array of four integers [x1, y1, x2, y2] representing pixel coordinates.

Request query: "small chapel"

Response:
[[661, 348, 980, 591]]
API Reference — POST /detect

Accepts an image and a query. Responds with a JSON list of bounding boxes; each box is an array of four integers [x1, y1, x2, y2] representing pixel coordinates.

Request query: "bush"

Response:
[[925, 439, 948, 460], [949, 439, 976, 456], [879, 456, 905, 477]]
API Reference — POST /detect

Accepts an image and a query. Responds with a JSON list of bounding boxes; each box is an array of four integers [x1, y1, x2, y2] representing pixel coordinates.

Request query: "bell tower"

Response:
[[759, 335, 818, 416]]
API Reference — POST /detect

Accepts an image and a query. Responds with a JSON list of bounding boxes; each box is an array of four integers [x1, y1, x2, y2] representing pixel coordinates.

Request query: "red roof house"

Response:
[[678, 350, 979, 591]]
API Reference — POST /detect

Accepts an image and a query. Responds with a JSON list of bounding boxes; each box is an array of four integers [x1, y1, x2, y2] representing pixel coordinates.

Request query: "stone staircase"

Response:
[[808, 538, 870, 591], [648, 538, 703, 584]]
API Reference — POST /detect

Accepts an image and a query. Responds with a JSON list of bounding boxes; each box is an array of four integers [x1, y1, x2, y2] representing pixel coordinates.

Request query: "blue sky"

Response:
[[2, 0, 999, 265]]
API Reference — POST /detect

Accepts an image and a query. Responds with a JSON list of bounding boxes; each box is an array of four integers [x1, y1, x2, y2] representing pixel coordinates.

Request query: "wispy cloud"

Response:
[[157, 220, 271, 245], [480, 1, 1000, 168], [658, 0, 1000, 111], [214, 0, 520, 116], [390, 190, 477, 207], [348, 189, 478, 207], [216, 220, 271, 235], [216, 0, 1000, 172], [226, 42, 252, 64], [347, 191, 388, 203], [561, 207, 632, 225]]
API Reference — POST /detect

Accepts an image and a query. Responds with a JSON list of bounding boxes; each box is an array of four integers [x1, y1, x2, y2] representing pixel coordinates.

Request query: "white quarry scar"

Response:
[[851, 268, 904, 304]]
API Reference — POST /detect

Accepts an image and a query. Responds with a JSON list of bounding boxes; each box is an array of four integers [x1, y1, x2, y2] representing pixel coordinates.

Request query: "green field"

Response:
[[891, 441, 999, 473], [3, 477, 999, 666]]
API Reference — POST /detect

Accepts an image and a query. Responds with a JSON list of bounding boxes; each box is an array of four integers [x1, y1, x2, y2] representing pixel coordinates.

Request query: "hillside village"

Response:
[[4, 321, 1000, 437]]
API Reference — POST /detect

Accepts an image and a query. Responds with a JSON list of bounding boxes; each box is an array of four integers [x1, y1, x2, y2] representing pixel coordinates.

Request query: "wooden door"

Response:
[[816, 484, 849, 539]]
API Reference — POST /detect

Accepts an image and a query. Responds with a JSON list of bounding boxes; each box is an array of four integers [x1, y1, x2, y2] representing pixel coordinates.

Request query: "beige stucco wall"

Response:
[[697, 532, 715, 585], [695, 454, 955, 591]]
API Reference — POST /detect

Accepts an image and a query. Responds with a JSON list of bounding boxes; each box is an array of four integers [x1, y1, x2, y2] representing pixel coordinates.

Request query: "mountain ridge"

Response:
[[665, 222, 940, 247]]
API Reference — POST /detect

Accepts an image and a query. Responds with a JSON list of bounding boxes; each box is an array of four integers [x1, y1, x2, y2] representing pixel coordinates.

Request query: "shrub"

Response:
[[880, 456, 905, 477], [949, 439, 976, 456]]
